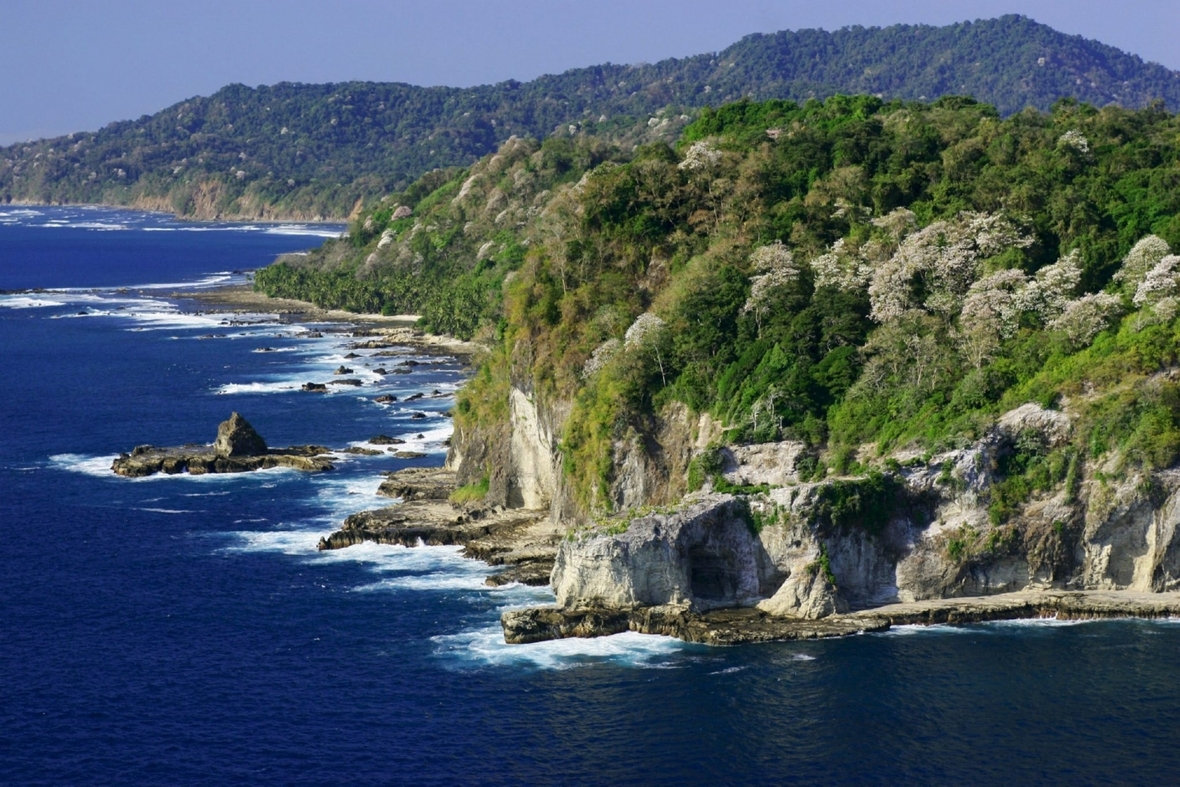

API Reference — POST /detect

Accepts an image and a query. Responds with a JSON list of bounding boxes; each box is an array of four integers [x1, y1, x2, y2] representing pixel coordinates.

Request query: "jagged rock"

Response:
[[111, 414, 331, 477], [369, 435, 404, 445], [377, 466, 454, 499], [213, 413, 267, 458], [373, 394, 398, 403], [998, 402, 1072, 448], [410, 412, 427, 420], [393, 450, 426, 458], [756, 567, 848, 619], [373, 368, 388, 375], [334, 366, 353, 375], [329, 378, 363, 386], [342, 447, 383, 456], [406, 392, 424, 401], [112, 444, 332, 477], [302, 382, 328, 392]]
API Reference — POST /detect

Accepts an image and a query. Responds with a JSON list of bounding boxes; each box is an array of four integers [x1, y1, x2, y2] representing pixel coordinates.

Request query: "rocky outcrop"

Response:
[[499, 399, 1180, 644], [112, 414, 333, 477], [317, 466, 560, 586], [552, 496, 779, 610], [213, 412, 267, 457], [502, 589, 1180, 645]]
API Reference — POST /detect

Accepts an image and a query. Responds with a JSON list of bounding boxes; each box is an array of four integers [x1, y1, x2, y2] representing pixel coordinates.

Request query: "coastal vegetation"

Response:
[[258, 92, 1180, 519], [5, 15, 1180, 219]]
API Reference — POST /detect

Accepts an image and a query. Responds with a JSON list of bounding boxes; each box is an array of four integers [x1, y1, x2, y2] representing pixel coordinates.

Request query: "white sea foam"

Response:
[[433, 626, 688, 671], [216, 380, 306, 395], [709, 665, 748, 675], [48, 453, 120, 478], [136, 507, 193, 514], [0, 295, 68, 309], [226, 529, 325, 555], [792, 653, 817, 661]]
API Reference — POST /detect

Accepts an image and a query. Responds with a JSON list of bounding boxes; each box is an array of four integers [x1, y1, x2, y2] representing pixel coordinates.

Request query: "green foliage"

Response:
[[6, 16, 1179, 218], [265, 90, 1180, 515], [450, 475, 490, 504], [806, 545, 837, 586], [810, 472, 900, 534]]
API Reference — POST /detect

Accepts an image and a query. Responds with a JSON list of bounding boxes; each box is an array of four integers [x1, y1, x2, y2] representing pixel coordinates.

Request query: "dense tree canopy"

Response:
[[4, 15, 1180, 219]]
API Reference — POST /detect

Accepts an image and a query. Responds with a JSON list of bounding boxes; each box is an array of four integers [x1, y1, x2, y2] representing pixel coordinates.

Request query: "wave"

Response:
[[48, 453, 120, 478], [432, 626, 688, 671]]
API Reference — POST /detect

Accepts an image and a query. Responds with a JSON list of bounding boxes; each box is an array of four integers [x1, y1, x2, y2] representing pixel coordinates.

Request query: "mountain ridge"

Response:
[[3, 14, 1179, 220]]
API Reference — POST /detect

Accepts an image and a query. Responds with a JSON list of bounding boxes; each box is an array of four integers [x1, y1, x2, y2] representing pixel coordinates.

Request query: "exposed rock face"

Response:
[[756, 567, 847, 619], [213, 412, 268, 457], [721, 441, 807, 486], [507, 388, 557, 509], [552, 496, 779, 611]]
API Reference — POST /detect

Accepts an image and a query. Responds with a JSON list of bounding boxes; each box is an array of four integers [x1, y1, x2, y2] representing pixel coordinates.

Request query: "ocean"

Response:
[[2, 206, 1179, 785]]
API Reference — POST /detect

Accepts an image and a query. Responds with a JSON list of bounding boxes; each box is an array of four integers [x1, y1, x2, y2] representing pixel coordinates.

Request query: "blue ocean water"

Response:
[[2, 206, 1180, 785]]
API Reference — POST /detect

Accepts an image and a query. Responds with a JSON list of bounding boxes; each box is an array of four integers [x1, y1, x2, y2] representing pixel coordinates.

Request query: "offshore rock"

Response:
[[112, 414, 332, 477], [213, 412, 267, 457]]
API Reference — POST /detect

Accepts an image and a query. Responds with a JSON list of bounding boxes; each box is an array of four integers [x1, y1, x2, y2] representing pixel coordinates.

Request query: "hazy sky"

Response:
[[4, 0, 1179, 145]]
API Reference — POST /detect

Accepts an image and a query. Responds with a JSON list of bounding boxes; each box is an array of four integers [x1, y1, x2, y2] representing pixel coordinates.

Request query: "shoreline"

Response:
[[177, 283, 483, 358], [1, 199, 348, 225], [501, 590, 1180, 645]]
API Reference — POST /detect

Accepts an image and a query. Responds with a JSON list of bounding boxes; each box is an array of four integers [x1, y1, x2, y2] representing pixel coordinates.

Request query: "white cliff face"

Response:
[[721, 442, 807, 486], [505, 384, 1180, 617], [552, 497, 777, 611], [508, 388, 557, 509], [757, 568, 847, 619]]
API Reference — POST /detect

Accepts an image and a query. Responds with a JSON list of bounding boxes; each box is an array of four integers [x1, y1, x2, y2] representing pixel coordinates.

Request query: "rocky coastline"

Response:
[[119, 288, 1180, 646]]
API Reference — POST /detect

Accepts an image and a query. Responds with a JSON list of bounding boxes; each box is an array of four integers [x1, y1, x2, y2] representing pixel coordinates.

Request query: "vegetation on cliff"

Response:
[[266, 92, 1180, 517], [5, 15, 1180, 219]]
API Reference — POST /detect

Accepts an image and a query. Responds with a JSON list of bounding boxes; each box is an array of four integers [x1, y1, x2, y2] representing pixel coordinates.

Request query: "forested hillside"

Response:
[[4, 15, 1179, 220], [259, 94, 1180, 514]]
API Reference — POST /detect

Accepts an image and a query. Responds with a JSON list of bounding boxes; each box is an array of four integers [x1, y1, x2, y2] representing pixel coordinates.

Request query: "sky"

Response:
[[3, 0, 1180, 145]]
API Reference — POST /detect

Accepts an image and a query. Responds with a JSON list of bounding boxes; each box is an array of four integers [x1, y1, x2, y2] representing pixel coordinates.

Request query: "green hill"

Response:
[[257, 94, 1180, 513], [3, 15, 1179, 220]]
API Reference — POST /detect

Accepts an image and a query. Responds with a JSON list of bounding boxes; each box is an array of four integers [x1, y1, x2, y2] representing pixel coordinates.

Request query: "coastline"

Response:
[[501, 590, 1180, 645], [173, 285, 1180, 647], [1, 199, 349, 225], [179, 283, 483, 358]]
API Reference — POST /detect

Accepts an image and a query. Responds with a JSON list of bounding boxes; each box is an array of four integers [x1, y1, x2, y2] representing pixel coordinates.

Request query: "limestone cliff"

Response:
[[449, 382, 1180, 639]]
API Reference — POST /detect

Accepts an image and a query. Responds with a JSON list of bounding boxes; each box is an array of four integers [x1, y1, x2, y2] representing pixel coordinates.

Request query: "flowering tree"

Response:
[[958, 269, 1029, 367], [868, 211, 1032, 322], [581, 338, 620, 379], [1047, 293, 1124, 349], [742, 241, 799, 334], [1133, 254, 1180, 307], [677, 141, 722, 173], [1057, 129, 1091, 155], [1114, 235, 1172, 296]]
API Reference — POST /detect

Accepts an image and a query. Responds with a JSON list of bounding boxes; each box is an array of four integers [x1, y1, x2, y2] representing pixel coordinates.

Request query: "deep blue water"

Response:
[[3, 207, 1180, 785]]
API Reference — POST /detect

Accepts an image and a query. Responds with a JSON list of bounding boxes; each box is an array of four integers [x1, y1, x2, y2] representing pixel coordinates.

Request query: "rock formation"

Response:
[[213, 412, 268, 457], [112, 414, 333, 477]]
